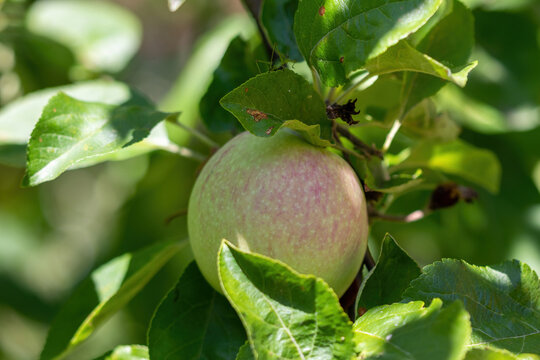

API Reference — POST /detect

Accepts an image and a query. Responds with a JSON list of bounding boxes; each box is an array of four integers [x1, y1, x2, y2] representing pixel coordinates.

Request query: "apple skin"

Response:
[[188, 130, 369, 296]]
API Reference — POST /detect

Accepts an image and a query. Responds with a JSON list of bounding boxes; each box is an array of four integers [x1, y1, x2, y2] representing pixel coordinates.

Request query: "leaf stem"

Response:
[[368, 208, 429, 223], [156, 143, 207, 162], [331, 143, 365, 160], [167, 118, 220, 149], [331, 73, 376, 106], [382, 118, 402, 153], [311, 67, 323, 97]]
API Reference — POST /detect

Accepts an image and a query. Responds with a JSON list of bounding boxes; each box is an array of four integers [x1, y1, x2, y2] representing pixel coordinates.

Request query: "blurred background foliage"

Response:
[[0, 0, 539, 359]]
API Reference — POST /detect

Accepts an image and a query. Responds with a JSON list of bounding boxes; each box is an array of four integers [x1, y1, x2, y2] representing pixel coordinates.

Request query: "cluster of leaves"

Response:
[[0, 0, 539, 359], [38, 235, 540, 360]]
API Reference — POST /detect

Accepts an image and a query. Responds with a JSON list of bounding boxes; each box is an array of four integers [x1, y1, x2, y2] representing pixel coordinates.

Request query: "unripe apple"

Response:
[[188, 130, 369, 296]]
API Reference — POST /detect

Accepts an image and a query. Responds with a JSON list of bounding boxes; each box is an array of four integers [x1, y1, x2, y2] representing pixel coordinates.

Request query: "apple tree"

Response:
[[0, 0, 539, 359]]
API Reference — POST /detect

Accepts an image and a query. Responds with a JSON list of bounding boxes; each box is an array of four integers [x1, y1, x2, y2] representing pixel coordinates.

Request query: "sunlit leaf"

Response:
[[400, 0, 475, 113], [0, 80, 152, 146], [353, 299, 471, 360], [40, 240, 187, 360], [464, 347, 539, 360], [94, 345, 148, 360], [24, 93, 176, 186], [148, 262, 245, 360], [403, 259, 540, 354], [220, 69, 331, 146], [393, 139, 501, 193], [294, 0, 443, 85], [365, 40, 477, 87], [218, 241, 355, 360], [26, 0, 141, 73]]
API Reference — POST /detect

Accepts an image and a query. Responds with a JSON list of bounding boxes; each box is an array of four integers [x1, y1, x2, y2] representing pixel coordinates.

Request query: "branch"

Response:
[[336, 125, 383, 159]]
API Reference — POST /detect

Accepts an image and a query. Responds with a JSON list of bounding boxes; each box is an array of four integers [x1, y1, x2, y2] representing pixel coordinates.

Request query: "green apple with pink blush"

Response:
[[188, 130, 369, 296]]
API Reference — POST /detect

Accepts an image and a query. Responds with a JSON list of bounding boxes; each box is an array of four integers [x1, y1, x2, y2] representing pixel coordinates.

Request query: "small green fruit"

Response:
[[188, 131, 368, 296]]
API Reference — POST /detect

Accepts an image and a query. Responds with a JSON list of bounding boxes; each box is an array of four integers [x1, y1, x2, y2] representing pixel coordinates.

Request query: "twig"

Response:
[[330, 143, 365, 160], [336, 125, 383, 158]]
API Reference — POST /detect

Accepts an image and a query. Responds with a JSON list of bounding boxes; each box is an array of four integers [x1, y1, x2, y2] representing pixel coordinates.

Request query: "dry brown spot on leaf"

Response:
[[319, 5, 325, 16], [246, 109, 268, 122]]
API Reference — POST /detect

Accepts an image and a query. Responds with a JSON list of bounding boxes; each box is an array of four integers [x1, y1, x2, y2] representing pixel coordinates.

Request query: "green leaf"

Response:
[[365, 40, 477, 87], [400, 0, 475, 113], [401, 100, 461, 142], [392, 139, 501, 193], [465, 347, 539, 360], [40, 240, 187, 360], [435, 84, 509, 134], [148, 262, 246, 360], [26, 0, 141, 73], [24, 93, 174, 186], [261, 0, 302, 61], [0, 80, 163, 168], [220, 69, 331, 146], [353, 299, 471, 360], [356, 234, 421, 313], [365, 162, 426, 194], [94, 345, 149, 360], [218, 240, 355, 360], [403, 259, 540, 354], [236, 342, 256, 360], [294, 0, 443, 86], [0, 80, 152, 146], [200, 36, 267, 133], [461, 0, 536, 11]]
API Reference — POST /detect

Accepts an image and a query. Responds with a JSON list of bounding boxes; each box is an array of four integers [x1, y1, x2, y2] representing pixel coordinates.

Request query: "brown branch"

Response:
[[336, 124, 383, 159]]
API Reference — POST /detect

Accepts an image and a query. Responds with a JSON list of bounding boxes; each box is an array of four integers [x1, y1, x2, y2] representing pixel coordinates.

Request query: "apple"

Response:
[[187, 130, 369, 296]]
